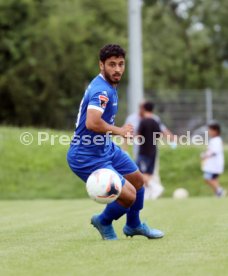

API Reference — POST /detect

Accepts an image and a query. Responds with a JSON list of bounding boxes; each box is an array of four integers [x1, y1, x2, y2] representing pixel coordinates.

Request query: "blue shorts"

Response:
[[136, 153, 156, 175], [203, 172, 220, 180], [67, 142, 138, 185]]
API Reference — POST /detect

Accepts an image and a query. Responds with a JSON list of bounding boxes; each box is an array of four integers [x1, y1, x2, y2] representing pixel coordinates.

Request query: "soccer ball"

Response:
[[86, 168, 122, 204], [173, 188, 189, 199]]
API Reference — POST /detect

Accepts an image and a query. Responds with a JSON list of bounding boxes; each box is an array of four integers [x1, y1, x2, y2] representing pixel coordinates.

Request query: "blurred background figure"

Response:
[[124, 101, 175, 199], [201, 121, 226, 197], [136, 102, 162, 199]]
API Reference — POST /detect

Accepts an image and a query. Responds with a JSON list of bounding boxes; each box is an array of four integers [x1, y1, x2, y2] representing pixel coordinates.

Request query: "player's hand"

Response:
[[120, 124, 134, 138]]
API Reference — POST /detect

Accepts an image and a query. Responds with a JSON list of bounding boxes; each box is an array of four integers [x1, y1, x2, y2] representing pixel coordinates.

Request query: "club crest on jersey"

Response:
[[99, 95, 109, 108]]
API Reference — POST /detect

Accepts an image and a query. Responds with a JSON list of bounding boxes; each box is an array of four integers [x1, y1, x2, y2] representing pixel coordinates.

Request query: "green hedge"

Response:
[[0, 126, 227, 199]]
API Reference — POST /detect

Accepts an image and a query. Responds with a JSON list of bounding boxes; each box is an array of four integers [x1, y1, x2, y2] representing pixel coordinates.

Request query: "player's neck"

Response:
[[143, 112, 153, 118], [99, 73, 117, 88]]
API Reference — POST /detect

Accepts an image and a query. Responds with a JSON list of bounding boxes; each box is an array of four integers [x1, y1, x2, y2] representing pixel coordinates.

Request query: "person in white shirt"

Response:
[[123, 101, 175, 200], [201, 121, 226, 197]]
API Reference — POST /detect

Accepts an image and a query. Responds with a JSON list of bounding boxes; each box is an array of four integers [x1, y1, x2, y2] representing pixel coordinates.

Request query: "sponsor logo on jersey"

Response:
[[99, 95, 109, 108]]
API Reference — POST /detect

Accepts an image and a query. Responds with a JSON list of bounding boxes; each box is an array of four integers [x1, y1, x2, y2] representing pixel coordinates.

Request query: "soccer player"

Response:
[[201, 121, 226, 197], [67, 44, 164, 240]]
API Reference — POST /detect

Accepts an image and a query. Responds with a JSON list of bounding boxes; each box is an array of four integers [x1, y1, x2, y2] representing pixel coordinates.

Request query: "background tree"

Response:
[[143, 0, 228, 90]]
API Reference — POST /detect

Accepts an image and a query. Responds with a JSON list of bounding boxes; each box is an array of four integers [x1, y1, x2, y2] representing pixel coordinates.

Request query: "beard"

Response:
[[103, 70, 121, 85]]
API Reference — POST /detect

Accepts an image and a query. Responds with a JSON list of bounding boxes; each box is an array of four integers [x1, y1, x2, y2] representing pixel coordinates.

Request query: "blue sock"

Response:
[[126, 187, 144, 228], [99, 201, 129, 226]]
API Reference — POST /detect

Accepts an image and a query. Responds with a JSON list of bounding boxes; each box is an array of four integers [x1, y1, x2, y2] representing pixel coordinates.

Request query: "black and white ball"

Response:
[[86, 168, 122, 204]]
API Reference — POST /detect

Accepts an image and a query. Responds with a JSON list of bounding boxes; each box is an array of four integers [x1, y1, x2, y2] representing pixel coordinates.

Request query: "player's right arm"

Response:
[[86, 109, 133, 137]]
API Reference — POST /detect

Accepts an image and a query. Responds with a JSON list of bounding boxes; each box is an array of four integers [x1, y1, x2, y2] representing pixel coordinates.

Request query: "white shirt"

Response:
[[203, 136, 224, 174]]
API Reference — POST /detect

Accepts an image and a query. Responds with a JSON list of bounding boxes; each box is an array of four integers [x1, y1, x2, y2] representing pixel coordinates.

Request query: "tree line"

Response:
[[0, 0, 227, 128]]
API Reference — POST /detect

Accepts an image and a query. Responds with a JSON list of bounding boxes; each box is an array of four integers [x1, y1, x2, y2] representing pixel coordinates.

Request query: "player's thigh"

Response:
[[111, 145, 144, 190], [112, 144, 138, 176], [117, 180, 136, 207]]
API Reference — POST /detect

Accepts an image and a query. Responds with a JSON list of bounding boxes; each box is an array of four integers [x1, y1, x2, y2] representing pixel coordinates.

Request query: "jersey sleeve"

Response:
[[87, 91, 109, 114], [153, 114, 167, 132]]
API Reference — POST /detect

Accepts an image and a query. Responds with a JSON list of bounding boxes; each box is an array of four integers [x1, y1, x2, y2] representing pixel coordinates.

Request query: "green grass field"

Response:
[[1, 127, 228, 275], [0, 198, 228, 276], [0, 126, 228, 199]]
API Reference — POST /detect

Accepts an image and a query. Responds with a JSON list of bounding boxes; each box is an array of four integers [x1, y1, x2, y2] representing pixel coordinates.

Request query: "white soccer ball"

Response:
[[86, 168, 122, 204], [173, 188, 189, 199]]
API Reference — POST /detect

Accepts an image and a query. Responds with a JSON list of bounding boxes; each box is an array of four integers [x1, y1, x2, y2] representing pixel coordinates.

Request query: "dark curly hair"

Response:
[[143, 101, 155, 112], [208, 121, 221, 134], [99, 44, 126, 62]]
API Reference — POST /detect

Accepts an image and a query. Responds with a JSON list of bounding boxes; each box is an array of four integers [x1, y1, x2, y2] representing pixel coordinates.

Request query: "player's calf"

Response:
[[92, 181, 136, 240]]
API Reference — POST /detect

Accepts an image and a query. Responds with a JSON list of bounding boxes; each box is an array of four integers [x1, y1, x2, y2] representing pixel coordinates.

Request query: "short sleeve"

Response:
[[87, 91, 109, 114], [153, 114, 167, 132]]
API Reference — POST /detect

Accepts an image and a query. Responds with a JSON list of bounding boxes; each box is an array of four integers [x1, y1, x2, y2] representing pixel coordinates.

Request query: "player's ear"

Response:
[[99, 61, 104, 71]]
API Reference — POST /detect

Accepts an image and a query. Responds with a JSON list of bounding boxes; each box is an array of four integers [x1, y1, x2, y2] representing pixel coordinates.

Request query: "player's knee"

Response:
[[126, 186, 136, 207], [137, 174, 144, 189], [118, 181, 137, 207], [131, 173, 144, 190]]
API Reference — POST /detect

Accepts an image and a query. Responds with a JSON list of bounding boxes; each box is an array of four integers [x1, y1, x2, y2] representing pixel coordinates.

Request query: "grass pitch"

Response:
[[0, 198, 228, 276]]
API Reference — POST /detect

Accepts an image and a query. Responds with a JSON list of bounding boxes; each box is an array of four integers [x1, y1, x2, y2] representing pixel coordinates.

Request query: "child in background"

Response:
[[201, 121, 226, 197]]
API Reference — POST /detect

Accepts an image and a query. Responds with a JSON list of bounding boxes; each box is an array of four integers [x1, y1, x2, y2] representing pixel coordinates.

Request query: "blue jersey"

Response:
[[67, 74, 138, 184], [71, 74, 118, 156]]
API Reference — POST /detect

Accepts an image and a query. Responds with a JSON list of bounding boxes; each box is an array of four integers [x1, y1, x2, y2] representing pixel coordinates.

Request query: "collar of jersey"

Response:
[[98, 74, 117, 90]]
